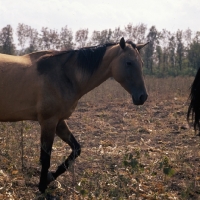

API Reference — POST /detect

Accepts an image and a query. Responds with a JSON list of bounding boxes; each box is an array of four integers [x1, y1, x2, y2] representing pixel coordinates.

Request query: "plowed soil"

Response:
[[0, 77, 199, 200]]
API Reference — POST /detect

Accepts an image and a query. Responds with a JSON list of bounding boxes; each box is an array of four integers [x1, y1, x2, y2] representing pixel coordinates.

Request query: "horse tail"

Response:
[[187, 67, 200, 135]]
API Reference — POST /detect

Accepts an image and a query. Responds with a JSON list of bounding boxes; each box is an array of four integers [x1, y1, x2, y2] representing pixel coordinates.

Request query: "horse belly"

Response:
[[0, 68, 39, 122], [0, 90, 38, 121]]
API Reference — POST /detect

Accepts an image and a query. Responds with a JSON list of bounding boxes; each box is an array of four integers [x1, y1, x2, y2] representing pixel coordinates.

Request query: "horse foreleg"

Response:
[[39, 120, 56, 193], [47, 120, 81, 182]]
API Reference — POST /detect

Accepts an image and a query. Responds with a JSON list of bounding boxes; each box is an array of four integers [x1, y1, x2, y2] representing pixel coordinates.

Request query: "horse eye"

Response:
[[126, 61, 132, 66]]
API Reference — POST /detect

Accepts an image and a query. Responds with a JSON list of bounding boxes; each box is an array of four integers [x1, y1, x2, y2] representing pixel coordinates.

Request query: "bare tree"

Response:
[[176, 30, 184, 71], [75, 29, 88, 48], [111, 27, 124, 42], [0, 25, 15, 55], [60, 26, 74, 50], [17, 23, 30, 49]]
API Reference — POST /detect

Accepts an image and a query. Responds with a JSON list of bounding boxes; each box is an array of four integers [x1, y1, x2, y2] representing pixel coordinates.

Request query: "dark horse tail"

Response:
[[187, 67, 200, 135]]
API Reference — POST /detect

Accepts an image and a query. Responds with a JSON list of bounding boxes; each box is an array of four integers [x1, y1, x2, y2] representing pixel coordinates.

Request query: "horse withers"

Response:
[[0, 37, 148, 193]]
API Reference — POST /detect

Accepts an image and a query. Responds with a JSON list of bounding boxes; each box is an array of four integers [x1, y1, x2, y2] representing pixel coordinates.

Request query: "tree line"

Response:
[[0, 23, 200, 76]]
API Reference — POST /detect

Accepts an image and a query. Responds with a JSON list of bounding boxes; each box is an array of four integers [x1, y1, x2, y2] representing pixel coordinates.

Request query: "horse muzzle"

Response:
[[132, 93, 148, 105]]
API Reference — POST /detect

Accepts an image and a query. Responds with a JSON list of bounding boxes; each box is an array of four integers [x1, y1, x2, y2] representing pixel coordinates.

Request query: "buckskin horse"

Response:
[[187, 67, 200, 135], [0, 37, 148, 193]]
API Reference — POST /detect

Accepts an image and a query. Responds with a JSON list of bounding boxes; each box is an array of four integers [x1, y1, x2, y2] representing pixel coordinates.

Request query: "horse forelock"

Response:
[[126, 40, 137, 49]]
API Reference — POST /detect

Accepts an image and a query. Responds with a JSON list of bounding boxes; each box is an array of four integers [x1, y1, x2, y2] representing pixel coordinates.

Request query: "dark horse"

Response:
[[0, 38, 148, 193], [187, 67, 200, 135]]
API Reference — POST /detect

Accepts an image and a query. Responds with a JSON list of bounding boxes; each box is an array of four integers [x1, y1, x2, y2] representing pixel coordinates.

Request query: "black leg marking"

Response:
[[38, 120, 56, 193], [52, 134, 81, 180], [48, 121, 81, 182], [39, 146, 51, 193]]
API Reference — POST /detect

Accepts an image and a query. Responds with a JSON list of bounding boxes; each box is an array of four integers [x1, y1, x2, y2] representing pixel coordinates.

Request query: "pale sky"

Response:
[[0, 0, 200, 37]]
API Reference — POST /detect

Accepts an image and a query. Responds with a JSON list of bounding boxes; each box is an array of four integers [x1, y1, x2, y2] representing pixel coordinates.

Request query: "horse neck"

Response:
[[76, 45, 119, 99]]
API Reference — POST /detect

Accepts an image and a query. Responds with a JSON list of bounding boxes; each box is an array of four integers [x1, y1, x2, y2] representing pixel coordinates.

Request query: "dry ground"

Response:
[[0, 77, 200, 200]]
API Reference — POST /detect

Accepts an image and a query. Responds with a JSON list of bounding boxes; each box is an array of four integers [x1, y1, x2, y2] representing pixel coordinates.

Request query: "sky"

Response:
[[0, 0, 200, 39]]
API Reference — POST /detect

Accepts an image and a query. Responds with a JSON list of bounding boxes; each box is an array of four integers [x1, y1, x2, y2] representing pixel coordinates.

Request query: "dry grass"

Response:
[[0, 76, 200, 200]]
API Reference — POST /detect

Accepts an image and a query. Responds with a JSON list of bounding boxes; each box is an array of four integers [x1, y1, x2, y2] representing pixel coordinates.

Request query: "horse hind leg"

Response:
[[47, 120, 81, 183]]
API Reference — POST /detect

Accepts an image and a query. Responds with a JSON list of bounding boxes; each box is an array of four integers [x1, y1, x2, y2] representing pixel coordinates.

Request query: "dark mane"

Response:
[[76, 43, 117, 75], [187, 67, 200, 134], [37, 43, 117, 75]]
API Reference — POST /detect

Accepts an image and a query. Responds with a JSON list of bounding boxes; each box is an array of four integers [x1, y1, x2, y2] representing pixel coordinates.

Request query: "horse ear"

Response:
[[136, 42, 149, 51], [120, 37, 126, 49]]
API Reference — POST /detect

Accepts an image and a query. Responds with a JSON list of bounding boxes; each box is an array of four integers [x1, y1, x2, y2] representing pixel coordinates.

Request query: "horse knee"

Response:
[[76, 144, 81, 157], [74, 143, 81, 157]]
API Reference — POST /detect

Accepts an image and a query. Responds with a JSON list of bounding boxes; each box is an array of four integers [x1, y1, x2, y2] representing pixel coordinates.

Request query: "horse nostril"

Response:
[[140, 95, 144, 102], [140, 94, 148, 103]]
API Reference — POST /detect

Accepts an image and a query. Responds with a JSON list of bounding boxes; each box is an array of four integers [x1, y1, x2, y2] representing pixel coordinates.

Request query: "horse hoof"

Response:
[[47, 172, 55, 185], [39, 183, 47, 193]]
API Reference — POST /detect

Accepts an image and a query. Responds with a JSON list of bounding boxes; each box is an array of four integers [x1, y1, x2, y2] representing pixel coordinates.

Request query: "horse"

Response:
[[187, 67, 200, 135], [0, 37, 148, 193]]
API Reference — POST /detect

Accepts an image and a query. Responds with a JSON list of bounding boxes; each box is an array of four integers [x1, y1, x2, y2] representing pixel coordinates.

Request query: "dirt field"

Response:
[[0, 77, 200, 200]]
